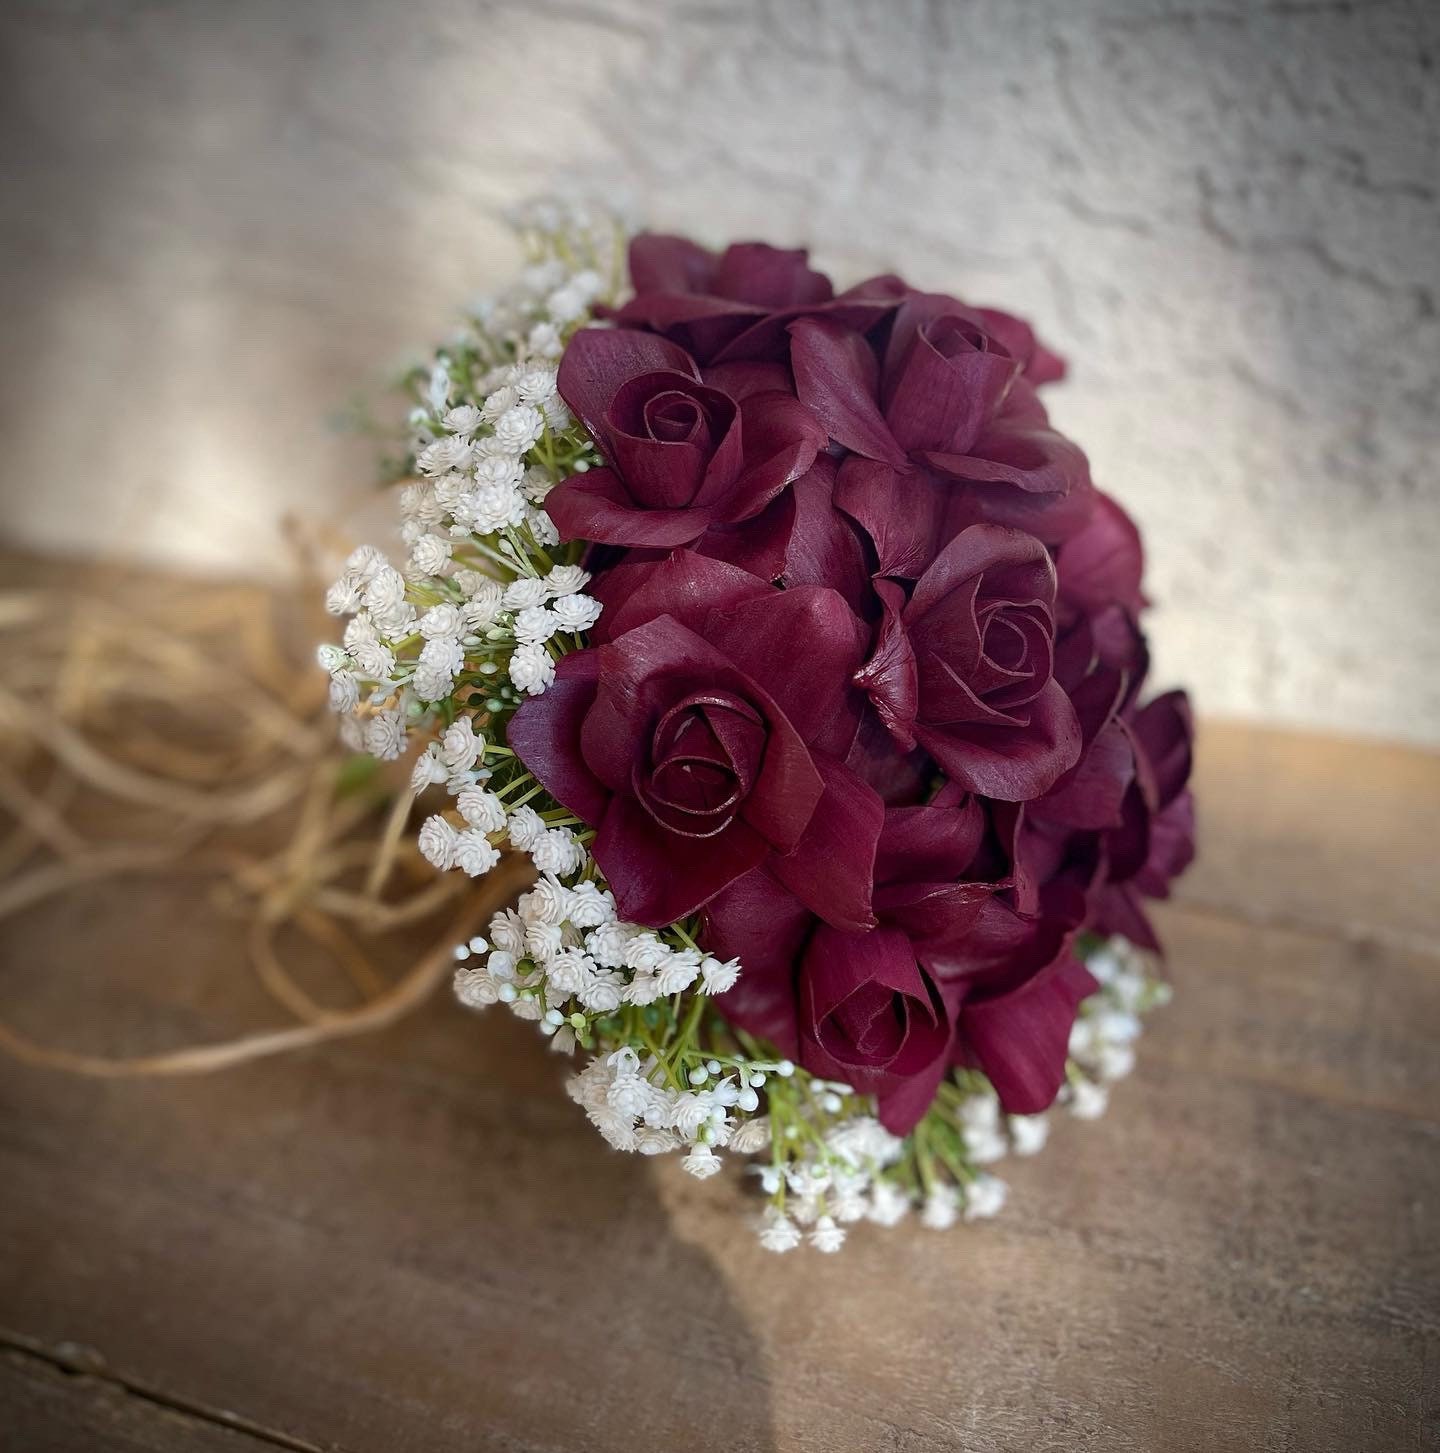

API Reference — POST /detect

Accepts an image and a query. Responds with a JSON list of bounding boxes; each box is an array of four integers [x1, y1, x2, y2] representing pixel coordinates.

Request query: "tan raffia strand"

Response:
[[0, 561, 527, 1078]]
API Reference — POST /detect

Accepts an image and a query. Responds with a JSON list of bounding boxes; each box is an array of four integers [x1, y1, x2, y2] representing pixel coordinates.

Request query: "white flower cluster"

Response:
[[454, 864, 742, 1030], [751, 1105, 1009, 1254], [454, 862, 760, 1154], [319, 550, 600, 760], [1061, 935, 1169, 1120], [753, 1115, 901, 1254], [565, 1047, 777, 1164], [319, 198, 618, 867]]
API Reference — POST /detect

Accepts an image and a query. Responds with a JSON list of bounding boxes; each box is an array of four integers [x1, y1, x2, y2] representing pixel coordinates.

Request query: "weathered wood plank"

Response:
[[0, 881, 1436, 1451], [0, 1346, 296, 1453], [1180, 720, 1440, 947]]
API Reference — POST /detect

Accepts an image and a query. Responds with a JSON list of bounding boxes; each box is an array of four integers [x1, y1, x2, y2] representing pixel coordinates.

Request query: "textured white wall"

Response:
[[1, 0, 1436, 743]]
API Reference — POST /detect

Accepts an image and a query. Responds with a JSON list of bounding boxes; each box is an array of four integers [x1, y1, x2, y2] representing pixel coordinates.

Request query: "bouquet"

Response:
[[319, 200, 1195, 1251]]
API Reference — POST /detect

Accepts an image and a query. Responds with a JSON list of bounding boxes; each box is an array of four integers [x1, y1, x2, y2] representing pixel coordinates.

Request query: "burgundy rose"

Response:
[[508, 551, 883, 929], [998, 486, 1154, 873], [1055, 486, 1148, 626], [800, 925, 954, 1132], [783, 297, 1091, 578], [949, 920, 1099, 1114], [1093, 691, 1196, 951], [878, 795, 1096, 1115], [611, 233, 906, 364], [545, 329, 827, 579], [703, 797, 992, 1130], [855, 524, 1083, 801], [701, 793, 1093, 1127]]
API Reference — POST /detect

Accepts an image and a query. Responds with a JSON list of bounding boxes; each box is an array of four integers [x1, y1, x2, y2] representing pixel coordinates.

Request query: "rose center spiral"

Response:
[[635, 691, 766, 839]]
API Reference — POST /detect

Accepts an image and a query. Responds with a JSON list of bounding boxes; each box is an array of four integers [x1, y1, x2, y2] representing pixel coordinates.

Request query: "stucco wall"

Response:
[[1, 0, 1436, 742]]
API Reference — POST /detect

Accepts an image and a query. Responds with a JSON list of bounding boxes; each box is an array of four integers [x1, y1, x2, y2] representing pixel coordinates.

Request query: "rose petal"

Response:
[[703, 359, 794, 401], [789, 318, 909, 467], [713, 242, 834, 308], [923, 420, 1089, 497], [557, 327, 700, 445], [1131, 690, 1194, 808], [704, 584, 869, 748], [628, 233, 716, 294], [701, 870, 813, 1055], [507, 651, 609, 825], [875, 797, 986, 884], [596, 793, 769, 925], [709, 390, 828, 520], [692, 489, 796, 581], [545, 466, 713, 549], [834, 456, 948, 579], [1057, 489, 1148, 618], [961, 951, 1098, 1113], [973, 305, 1067, 385], [1093, 880, 1163, 954], [853, 578, 919, 749], [587, 548, 773, 644], [711, 279, 908, 365], [1038, 718, 1135, 830], [916, 676, 1083, 802], [878, 880, 995, 957], [769, 756, 883, 931], [908, 524, 1056, 622], [782, 457, 874, 615]]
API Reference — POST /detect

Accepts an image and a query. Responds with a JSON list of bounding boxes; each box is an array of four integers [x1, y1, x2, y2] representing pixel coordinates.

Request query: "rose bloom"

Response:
[[610, 234, 906, 364], [704, 794, 1094, 1131], [855, 523, 1083, 802], [546, 329, 827, 578], [787, 295, 1093, 573], [1092, 690, 1196, 951], [508, 551, 884, 930]]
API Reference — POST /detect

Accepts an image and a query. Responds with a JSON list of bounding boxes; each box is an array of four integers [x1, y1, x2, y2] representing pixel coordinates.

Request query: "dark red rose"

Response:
[[545, 329, 827, 579], [949, 920, 1098, 1114], [700, 862, 961, 1133], [701, 794, 1093, 1128], [855, 524, 1083, 801], [782, 297, 1090, 578], [1092, 691, 1196, 951], [611, 233, 906, 364], [1010, 485, 1153, 863], [701, 797, 996, 1131], [881, 797, 1097, 1115], [508, 551, 883, 930], [1055, 488, 1148, 625], [800, 925, 954, 1132], [1028, 611, 1149, 852]]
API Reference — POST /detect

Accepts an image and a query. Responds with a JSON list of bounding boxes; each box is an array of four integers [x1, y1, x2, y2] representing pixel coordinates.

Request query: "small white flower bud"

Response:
[[682, 1144, 723, 1180], [456, 788, 507, 832], [509, 642, 555, 695], [454, 830, 500, 877], [416, 814, 458, 869], [550, 593, 602, 633]]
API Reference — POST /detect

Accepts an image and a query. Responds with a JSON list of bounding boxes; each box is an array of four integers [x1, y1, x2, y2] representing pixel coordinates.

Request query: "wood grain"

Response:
[[0, 668, 1436, 1448], [0, 1347, 295, 1453]]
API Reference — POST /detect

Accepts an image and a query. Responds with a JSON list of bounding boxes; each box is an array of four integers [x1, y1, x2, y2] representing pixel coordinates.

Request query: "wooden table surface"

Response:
[[1, 718, 1437, 1452]]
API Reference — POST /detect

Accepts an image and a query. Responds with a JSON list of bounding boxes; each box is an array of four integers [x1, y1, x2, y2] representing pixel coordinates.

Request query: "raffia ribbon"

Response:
[[0, 554, 521, 1078]]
